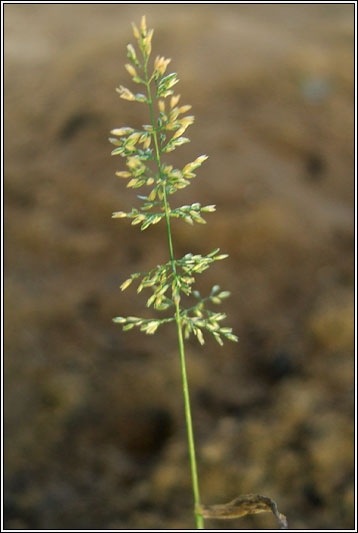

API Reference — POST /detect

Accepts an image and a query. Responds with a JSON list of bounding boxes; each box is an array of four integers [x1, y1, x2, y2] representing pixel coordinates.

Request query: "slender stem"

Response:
[[144, 59, 204, 530], [174, 301, 204, 529]]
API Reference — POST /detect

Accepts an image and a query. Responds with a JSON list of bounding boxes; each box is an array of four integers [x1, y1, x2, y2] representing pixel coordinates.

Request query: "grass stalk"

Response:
[[144, 58, 204, 530], [111, 16, 238, 528]]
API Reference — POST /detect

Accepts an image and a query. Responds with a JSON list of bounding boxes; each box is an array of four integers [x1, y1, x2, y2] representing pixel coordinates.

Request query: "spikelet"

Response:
[[116, 86, 135, 101]]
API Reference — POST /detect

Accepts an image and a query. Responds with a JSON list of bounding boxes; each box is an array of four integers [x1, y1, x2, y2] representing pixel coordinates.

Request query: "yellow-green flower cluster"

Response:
[[110, 16, 238, 346]]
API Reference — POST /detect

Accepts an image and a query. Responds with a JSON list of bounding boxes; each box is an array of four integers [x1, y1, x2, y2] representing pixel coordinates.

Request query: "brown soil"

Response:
[[4, 4, 354, 530]]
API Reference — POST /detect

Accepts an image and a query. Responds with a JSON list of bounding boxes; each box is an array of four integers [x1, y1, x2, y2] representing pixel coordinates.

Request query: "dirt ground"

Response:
[[4, 4, 355, 530]]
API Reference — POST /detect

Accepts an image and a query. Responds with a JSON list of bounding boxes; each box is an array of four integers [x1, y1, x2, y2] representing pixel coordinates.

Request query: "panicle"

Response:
[[109, 17, 238, 347]]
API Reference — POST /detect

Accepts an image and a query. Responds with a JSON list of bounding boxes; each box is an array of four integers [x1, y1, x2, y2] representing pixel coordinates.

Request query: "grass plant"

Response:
[[109, 16, 286, 530]]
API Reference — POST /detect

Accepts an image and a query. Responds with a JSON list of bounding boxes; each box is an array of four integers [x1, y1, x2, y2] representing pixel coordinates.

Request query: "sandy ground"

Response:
[[4, 4, 354, 530]]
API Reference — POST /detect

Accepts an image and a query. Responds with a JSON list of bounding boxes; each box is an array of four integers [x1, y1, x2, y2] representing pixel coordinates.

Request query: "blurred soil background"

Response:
[[4, 3, 355, 530]]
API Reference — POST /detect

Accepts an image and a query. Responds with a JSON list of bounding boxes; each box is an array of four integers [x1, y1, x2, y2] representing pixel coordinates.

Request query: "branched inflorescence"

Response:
[[111, 16, 238, 349]]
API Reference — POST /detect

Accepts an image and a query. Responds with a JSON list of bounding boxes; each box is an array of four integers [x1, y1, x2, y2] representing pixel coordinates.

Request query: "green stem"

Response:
[[174, 301, 204, 529], [144, 59, 204, 530]]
